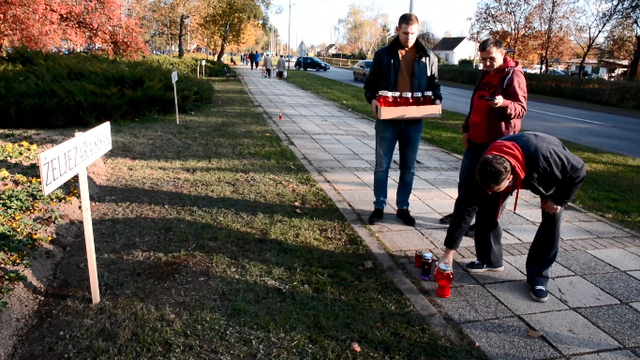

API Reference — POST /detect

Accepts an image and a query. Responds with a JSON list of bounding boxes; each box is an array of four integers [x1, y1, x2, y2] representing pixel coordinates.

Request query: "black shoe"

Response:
[[465, 259, 504, 273], [530, 285, 549, 302], [439, 213, 453, 224], [465, 223, 476, 238], [396, 209, 416, 226], [368, 208, 384, 225]]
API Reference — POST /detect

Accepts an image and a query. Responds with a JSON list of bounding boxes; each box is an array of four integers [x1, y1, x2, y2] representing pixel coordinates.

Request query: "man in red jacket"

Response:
[[439, 38, 527, 269]]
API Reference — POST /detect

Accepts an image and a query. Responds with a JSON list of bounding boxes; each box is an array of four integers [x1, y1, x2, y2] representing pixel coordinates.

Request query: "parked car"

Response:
[[294, 57, 330, 71], [547, 69, 567, 76], [352, 60, 373, 82]]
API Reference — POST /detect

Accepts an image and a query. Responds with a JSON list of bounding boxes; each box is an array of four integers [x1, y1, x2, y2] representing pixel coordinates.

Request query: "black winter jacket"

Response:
[[364, 37, 442, 104], [498, 132, 586, 207]]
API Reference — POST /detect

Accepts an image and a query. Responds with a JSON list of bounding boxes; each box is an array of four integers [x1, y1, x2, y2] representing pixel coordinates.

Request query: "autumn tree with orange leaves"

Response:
[[0, 0, 147, 58]]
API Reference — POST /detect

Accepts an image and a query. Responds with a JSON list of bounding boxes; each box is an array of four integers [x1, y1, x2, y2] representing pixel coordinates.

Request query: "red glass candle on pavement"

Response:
[[414, 251, 423, 268], [434, 263, 454, 298]]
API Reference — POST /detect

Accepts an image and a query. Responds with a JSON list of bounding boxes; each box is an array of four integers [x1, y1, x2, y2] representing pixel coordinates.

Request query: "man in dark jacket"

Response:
[[440, 132, 586, 302], [249, 51, 255, 70], [364, 13, 442, 226], [439, 38, 527, 249]]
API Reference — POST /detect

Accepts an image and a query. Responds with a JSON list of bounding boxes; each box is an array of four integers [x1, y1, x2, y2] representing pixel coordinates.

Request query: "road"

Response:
[[306, 66, 640, 158]]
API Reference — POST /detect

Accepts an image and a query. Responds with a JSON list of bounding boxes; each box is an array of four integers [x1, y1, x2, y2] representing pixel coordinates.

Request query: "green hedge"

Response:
[[318, 57, 360, 68], [0, 49, 228, 129], [438, 65, 640, 110]]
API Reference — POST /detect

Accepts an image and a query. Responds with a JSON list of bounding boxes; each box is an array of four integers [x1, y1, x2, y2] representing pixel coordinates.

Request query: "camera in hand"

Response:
[[484, 96, 495, 102]]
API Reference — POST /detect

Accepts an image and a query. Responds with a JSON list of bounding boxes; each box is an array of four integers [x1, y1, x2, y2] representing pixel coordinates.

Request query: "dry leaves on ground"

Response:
[[527, 329, 543, 338]]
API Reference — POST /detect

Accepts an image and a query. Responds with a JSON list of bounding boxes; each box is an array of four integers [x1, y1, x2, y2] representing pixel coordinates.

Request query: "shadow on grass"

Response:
[[12, 216, 484, 360]]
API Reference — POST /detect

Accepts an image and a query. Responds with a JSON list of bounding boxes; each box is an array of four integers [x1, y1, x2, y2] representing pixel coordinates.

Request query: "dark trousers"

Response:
[[266, 68, 271, 78], [444, 141, 491, 251], [474, 192, 564, 287], [250, 60, 255, 70]]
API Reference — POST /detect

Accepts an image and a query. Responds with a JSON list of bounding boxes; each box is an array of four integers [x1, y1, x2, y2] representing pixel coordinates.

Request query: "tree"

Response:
[[472, 0, 538, 59], [603, 16, 635, 60], [200, 0, 268, 61], [338, 4, 388, 58], [622, 0, 640, 80], [573, 0, 625, 76], [0, 0, 146, 57], [417, 20, 439, 49], [531, 0, 575, 73]]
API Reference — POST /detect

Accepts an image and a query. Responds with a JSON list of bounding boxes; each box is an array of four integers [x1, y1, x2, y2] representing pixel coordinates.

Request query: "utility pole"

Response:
[[287, 0, 292, 69], [409, 0, 413, 12]]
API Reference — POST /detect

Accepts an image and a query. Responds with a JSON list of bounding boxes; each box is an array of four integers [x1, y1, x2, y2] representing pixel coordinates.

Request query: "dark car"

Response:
[[547, 69, 567, 76], [352, 60, 372, 82], [294, 57, 330, 71]]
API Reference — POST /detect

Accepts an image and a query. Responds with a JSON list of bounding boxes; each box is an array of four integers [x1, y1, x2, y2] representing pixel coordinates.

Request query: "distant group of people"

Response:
[[364, 13, 586, 303], [239, 51, 287, 79]]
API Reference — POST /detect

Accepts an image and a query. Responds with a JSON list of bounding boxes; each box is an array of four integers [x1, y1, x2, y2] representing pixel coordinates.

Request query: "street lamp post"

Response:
[[287, 0, 292, 70], [409, 0, 413, 12]]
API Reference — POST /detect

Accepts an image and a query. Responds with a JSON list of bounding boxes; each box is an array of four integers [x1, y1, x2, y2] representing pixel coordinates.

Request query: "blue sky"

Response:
[[270, 0, 479, 46]]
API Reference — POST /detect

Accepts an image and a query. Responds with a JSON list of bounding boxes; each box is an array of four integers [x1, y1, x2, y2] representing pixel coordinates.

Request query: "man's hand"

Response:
[[434, 99, 441, 105], [488, 95, 504, 108], [541, 198, 561, 214], [371, 99, 379, 118], [439, 248, 456, 267], [462, 132, 469, 149]]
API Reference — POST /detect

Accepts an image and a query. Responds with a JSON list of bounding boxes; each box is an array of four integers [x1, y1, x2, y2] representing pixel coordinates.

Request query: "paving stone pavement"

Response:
[[238, 68, 640, 360]]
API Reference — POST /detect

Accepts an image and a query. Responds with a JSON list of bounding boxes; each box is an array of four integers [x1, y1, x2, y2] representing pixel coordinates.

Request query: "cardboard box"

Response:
[[377, 104, 442, 120]]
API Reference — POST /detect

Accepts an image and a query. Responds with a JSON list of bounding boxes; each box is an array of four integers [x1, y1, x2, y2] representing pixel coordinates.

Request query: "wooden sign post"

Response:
[[197, 62, 200, 78], [38, 122, 112, 305], [172, 71, 179, 124]]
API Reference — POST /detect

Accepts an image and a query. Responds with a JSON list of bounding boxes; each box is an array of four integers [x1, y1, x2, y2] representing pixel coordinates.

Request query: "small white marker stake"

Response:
[[172, 71, 179, 124], [202, 60, 206, 77]]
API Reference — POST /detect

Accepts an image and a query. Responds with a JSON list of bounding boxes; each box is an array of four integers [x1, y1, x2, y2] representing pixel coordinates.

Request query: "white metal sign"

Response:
[[38, 122, 112, 196], [171, 71, 178, 84], [201, 60, 206, 65]]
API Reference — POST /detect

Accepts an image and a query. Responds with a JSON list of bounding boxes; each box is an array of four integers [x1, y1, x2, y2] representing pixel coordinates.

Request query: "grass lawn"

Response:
[[285, 70, 640, 233], [11, 78, 483, 359]]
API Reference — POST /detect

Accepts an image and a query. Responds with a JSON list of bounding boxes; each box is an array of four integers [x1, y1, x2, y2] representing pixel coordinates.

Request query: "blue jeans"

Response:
[[373, 119, 423, 209]]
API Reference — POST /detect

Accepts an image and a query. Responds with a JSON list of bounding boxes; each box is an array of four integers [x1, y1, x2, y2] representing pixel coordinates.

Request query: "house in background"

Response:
[[431, 37, 477, 65], [561, 58, 598, 75]]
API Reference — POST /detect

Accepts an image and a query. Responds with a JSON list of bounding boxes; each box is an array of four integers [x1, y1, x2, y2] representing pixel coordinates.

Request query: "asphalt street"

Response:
[[302, 66, 640, 158]]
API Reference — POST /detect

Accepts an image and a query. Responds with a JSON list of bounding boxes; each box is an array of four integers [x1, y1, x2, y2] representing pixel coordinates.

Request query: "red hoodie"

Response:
[[463, 57, 527, 144], [484, 140, 526, 220]]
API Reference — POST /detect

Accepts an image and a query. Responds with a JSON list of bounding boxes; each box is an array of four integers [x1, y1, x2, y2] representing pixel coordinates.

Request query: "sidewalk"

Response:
[[238, 67, 640, 360]]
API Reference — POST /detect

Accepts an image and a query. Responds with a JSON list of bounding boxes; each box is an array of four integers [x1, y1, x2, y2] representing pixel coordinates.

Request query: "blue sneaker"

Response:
[[530, 285, 549, 302], [465, 259, 504, 273]]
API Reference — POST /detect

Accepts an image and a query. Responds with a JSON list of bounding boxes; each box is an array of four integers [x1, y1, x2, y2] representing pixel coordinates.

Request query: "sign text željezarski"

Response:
[[38, 122, 112, 195]]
